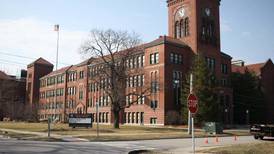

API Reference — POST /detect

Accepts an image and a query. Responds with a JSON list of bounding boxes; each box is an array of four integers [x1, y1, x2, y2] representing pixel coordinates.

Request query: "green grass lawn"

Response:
[[201, 142, 274, 154], [0, 122, 250, 141]]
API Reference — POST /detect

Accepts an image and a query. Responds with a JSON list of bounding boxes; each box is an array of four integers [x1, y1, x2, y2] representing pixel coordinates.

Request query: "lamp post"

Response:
[[174, 80, 179, 105], [224, 108, 228, 125], [246, 109, 249, 125]]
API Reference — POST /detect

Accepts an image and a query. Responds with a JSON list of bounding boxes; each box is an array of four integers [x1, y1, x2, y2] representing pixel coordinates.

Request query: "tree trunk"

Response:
[[113, 110, 120, 129]]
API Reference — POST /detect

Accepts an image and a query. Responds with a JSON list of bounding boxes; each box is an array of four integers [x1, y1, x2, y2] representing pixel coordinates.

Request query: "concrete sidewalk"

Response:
[[0, 128, 89, 142]]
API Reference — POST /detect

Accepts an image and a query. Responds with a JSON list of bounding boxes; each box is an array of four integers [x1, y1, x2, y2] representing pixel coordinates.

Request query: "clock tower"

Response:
[[167, 0, 221, 55]]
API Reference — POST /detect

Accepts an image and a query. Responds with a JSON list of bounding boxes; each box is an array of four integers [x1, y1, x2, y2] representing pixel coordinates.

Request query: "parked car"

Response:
[[250, 124, 274, 140]]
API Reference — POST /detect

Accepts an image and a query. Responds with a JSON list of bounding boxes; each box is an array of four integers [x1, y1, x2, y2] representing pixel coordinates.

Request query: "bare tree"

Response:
[[80, 29, 151, 128]]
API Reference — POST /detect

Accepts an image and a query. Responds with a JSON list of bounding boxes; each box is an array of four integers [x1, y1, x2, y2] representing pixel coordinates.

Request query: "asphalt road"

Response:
[[0, 136, 261, 154]]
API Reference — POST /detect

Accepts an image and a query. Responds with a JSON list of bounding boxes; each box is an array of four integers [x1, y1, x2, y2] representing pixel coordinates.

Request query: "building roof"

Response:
[[76, 57, 96, 67], [232, 59, 273, 76], [0, 71, 12, 80], [145, 35, 189, 49], [40, 65, 72, 79], [221, 52, 232, 59], [27, 57, 54, 68]]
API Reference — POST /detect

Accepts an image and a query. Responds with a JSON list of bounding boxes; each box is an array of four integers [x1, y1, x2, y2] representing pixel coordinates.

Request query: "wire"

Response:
[[0, 59, 28, 66], [0, 51, 72, 66]]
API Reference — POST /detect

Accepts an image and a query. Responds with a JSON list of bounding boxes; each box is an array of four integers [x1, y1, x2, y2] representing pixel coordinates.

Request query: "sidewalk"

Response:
[[0, 128, 89, 142]]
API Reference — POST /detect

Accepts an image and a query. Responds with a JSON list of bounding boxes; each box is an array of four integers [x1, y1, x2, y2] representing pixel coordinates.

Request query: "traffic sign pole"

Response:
[[192, 116, 195, 154], [187, 78, 198, 154], [188, 74, 193, 135]]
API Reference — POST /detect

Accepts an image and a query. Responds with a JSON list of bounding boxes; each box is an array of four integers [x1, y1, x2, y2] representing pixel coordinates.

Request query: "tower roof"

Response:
[[27, 57, 54, 68], [0, 71, 12, 80]]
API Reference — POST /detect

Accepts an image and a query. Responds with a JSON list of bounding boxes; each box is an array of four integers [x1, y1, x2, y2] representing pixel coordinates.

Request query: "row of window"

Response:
[[89, 55, 145, 78], [125, 54, 145, 69], [40, 70, 85, 88], [175, 18, 190, 39], [126, 75, 145, 88], [170, 53, 183, 64], [68, 71, 77, 82], [88, 79, 110, 92], [67, 87, 77, 95], [124, 112, 144, 124], [41, 74, 65, 87], [40, 102, 64, 110], [67, 100, 76, 109], [92, 112, 109, 123], [87, 96, 110, 108], [201, 18, 216, 44], [126, 95, 145, 105], [40, 88, 65, 98]]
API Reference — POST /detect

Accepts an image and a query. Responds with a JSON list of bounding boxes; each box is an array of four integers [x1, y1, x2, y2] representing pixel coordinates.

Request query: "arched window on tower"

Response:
[[180, 19, 184, 37], [175, 21, 180, 38], [184, 17, 190, 36]]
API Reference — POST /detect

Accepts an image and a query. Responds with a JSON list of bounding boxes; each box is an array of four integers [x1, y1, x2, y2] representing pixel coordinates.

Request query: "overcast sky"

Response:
[[0, 0, 273, 75]]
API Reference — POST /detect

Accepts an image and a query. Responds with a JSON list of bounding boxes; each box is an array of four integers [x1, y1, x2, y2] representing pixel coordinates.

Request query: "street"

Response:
[[0, 136, 261, 154]]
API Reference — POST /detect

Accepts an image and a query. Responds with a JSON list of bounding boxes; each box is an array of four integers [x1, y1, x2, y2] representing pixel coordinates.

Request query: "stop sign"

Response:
[[187, 94, 198, 114]]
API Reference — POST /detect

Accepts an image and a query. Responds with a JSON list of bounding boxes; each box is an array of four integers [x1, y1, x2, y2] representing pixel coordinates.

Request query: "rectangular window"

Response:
[[206, 57, 216, 70], [150, 100, 158, 110], [221, 64, 228, 74], [150, 52, 159, 64], [79, 90, 83, 100], [170, 53, 174, 63], [174, 54, 178, 64], [151, 81, 159, 93], [150, 54, 154, 64], [150, 118, 157, 124], [79, 71, 84, 79], [142, 55, 145, 67], [170, 53, 183, 64]]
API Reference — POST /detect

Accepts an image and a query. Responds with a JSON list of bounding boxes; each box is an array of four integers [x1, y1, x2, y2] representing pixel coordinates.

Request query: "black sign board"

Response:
[[68, 114, 92, 128]]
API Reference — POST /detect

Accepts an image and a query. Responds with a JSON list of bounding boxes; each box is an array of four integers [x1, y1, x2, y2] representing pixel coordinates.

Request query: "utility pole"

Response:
[[188, 73, 193, 135]]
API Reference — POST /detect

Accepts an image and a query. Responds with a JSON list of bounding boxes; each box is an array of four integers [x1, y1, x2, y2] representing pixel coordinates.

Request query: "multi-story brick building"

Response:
[[0, 70, 26, 121], [232, 59, 274, 123], [27, 0, 233, 125]]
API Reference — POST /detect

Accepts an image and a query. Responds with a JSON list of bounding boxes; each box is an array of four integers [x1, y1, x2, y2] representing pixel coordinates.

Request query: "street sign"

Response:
[[187, 93, 198, 114]]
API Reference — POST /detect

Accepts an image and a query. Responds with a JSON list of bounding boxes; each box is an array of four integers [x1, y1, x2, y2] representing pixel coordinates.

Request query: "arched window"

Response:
[[180, 19, 184, 37], [175, 21, 180, 38], [184, 17, 190, 36]]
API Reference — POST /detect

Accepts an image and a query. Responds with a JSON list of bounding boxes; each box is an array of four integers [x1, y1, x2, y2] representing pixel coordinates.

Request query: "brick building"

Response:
[[232, 59, 274, 123], [26, 58, 53, 119], [0, 71, 26, 121], [27, 0, 233, 125]]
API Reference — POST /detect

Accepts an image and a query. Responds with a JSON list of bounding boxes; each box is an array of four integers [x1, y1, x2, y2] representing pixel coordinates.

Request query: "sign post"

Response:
[[96, 102, 99, 138], [187, 93, 198, 154]]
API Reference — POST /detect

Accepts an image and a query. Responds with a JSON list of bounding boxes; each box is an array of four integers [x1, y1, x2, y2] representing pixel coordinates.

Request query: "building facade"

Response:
[[0, 71, 26, 121], [232, 59, 274, 123], [28, 0, 234, 125]]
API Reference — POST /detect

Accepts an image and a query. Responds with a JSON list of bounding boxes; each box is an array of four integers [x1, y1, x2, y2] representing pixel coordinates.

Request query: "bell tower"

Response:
[[167, 0, 221, 54]]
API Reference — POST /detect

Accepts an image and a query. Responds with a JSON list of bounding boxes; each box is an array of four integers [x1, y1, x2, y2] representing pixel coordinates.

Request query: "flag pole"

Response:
[[54, 24, 59, 121]]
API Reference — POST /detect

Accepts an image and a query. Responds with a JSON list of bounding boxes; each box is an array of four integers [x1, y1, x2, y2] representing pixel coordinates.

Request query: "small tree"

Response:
[[181, 55, 219, 124], [80, 29, 150, 128]]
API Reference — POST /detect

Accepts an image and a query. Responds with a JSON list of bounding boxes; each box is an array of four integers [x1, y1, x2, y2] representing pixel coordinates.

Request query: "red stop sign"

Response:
[[187, 94, 198, 114]]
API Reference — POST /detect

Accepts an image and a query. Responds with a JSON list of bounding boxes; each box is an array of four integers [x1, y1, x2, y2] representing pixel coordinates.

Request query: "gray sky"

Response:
[[0, 0, 273, 75]]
